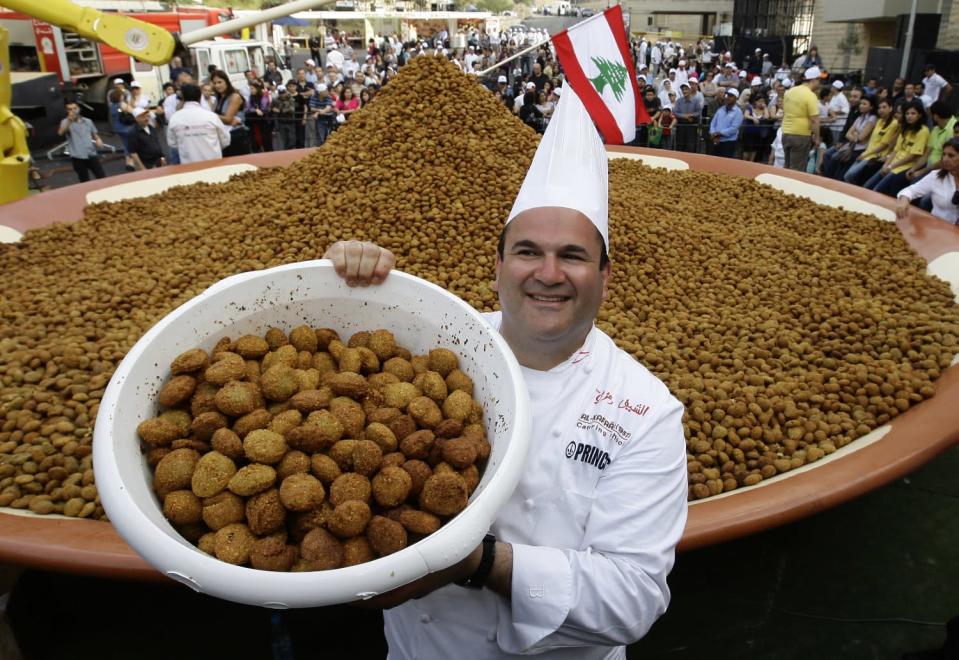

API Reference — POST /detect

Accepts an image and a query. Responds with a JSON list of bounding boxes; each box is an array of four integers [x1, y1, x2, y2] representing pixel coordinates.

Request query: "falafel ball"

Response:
[[372, 466, 413, 507], [419, 472, 469, 517], [327, 500, 373, 538], [329, 472, 372, 506], [246, 488, 287, 536], [250, 535, 297, 572], [214, 523, 256, 565], [366, 516, 408, 557], [279, 473, 326, 512], [300, 528, 344, 570]]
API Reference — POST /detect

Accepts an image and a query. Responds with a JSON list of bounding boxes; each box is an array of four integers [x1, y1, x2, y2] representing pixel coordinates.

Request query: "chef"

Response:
[[323, 84, 689, 659]]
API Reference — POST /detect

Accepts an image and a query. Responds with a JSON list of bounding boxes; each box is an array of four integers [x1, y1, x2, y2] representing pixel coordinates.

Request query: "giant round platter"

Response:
[[0, 147, 956, 579]]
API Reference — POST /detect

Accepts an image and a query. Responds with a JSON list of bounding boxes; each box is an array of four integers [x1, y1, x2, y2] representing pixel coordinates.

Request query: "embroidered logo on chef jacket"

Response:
[[576, 412, 632, 446], [565, 440, 611, 470]]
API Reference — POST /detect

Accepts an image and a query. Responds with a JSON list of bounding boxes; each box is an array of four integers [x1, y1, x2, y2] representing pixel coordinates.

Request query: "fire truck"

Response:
[[1, 2, 233, 104]]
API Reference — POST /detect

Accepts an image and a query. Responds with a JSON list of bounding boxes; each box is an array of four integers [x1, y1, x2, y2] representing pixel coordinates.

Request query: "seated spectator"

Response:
[[823, 95, 876, 180], [906, 101, 957, 182], [864, 100, 929, 196], [896, 138, 959, 225], [845, 98, 899, 185]]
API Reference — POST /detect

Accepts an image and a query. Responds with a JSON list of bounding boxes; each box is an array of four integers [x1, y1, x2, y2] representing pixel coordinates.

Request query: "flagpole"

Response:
[[474, 8, 615, 77]]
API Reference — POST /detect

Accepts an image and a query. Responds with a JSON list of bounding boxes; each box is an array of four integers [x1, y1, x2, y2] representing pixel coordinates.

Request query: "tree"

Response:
[[476, 0, 513, 13]]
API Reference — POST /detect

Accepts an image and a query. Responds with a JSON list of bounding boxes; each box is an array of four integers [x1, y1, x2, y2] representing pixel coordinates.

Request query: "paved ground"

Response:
[[3, 446, 956, 659]]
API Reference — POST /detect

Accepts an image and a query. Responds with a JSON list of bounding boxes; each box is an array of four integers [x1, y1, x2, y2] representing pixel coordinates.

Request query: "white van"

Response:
[[188, 40, 292, 88]]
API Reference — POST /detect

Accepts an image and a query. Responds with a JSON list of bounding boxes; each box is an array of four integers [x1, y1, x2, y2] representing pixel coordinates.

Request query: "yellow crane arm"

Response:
[[2, 0, 176, 65]]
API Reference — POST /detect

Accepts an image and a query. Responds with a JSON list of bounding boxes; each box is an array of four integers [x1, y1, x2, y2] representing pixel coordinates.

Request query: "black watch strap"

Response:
[[457, 533, 496, 589]]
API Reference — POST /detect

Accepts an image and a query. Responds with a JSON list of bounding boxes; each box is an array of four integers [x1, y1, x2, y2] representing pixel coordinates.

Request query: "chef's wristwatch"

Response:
[[457, 533, 496, 589]]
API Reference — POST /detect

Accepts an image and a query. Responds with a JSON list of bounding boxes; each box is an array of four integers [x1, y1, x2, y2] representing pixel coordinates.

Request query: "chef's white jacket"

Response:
[[384, 312, 689, 659], [166, 102, 230, 165]]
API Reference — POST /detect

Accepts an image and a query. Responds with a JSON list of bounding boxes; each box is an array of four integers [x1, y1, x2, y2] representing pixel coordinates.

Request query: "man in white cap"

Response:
[[514, 81, 536, 114], [709, 88, 744, 158], [323, 83, 688, 659], [494, 75, 514, 109], [826, 79, 850, 131], [675, 59, 689, 88], [781, 66, 822, 171], [126, 107, 165, 170]]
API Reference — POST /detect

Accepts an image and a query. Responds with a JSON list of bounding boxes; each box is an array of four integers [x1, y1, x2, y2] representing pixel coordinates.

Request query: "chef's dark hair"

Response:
[[497, 221, 609, 270], [936, 138, 959, 180]]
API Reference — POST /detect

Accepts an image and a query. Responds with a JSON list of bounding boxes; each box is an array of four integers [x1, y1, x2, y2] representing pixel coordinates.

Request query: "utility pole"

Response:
[[900, 0, 918, 79]]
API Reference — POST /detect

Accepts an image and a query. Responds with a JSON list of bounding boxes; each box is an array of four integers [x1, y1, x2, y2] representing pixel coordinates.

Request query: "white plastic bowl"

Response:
[[93, 259, 530, 608]]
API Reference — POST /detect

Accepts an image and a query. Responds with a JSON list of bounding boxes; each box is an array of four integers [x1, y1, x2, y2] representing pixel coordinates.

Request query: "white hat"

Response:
[[553, 87, 562, 96], [750, 77, 762, 86], [755, 47, 762, 52], [130, 80, 141, 88], [112, 78, 124, 85], [832, 80, 844, 89], [132, 107, 148, 118], [305, 59, 315, 66], [726, 88, 740, 98], [669, 67, 677, 74], [783, 78, 794, 88], [497, 75, 507, 83], [317, 83, 328, 92], [804, 66, 821, 80], [525, 82, 536, 90], [689, 76, 699, 83], [679, 82, 690, 89], [678, 60, 686, 66], [738, 70, 747, 78], [507, 84, 607, 250]]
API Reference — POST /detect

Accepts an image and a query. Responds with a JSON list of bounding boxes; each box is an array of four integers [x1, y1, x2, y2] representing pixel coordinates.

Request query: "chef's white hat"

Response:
[[506, 84, 608, 250]]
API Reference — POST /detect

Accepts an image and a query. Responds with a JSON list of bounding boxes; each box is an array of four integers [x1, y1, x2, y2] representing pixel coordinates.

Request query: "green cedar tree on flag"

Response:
[[552, 5, 649, 144]]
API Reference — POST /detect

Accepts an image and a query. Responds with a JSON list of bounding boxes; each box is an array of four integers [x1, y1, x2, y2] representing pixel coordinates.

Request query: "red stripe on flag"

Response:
[[604, 5, 650, 125], [552, 30, 625, 144]]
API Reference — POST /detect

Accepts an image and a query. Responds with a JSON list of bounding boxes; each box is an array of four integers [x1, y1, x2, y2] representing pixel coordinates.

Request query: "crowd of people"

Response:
[[54, 27, 956, 225]]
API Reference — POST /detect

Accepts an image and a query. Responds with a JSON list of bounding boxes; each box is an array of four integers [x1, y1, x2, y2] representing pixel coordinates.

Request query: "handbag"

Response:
[[647, 125, 663, 146]]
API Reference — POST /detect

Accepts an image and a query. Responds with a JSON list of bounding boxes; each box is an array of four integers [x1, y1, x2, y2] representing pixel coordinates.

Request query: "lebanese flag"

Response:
[[553, 5, 650, 144]]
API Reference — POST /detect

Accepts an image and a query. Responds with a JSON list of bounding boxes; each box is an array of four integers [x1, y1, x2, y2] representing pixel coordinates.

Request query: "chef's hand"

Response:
[[351, 543, 482, 610], [324, 240, 395, 287], [895, 196, 911, 221]]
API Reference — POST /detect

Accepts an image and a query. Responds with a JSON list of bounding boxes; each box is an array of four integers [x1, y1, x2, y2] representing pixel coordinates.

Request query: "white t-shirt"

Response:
[[923, 72, 948, 102], [384, 313, 688, 660], [165, 102, 230, 164], [899, 170, 959, 225], [162, 92, 180, 120]]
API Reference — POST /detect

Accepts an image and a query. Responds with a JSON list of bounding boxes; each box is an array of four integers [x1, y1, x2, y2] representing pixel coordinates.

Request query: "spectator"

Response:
[[907, 101, 957, 182], [657, 79, 675, 110], [166, 83, 229, 165], [922, 63, 951, 103], [845, 98, 899, 185], [708, 88, 744, 158], [808, 125, 834, 173], [200, 83, 216, 112], [534, 90, 554, 128], [863, 77, 878, 97], [896, 138, 959, 225], [518, 91, 544, 133], [58, 100, 105, 182], [825, 80, 850, 134], [126, 107, 165, 170], [701, 70, 720, 114], [263, 60, 283, 87], [864, 100, 929, 196], [494, 75, 514, 110], [309, 34, 323, 63], [335, 86, 360, 121], [211, 70, 250, 157], [107, 86, 135, 171], [674, 82, 702, 152], [781, 66, 822, 171], [246, 81, 273, 153], [514, 82, 535, 114], [653, 106, 676, 149], [300, 85, 318, 147], [312, 84, 336, 146], [742, 95, 773, 162], [916, 82, 934, 109], [894, 82, 918, 111], [792, 45, 822, 73], [824, 95, 877, 180], [272, 83, 298, 150]]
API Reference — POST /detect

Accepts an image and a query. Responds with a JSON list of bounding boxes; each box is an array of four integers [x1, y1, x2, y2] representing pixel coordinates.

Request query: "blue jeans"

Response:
[[864, 169, 910, 197], [844, 159, 881, 186], [168, 147, 180, 165]]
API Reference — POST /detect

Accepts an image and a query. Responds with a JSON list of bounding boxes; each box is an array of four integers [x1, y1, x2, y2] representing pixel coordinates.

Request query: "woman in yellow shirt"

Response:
[[844, 97, 898, 185], [864, 100, 930, 196]]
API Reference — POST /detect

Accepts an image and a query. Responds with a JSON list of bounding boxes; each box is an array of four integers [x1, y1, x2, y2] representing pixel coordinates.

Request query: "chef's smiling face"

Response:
[[493, 207, 609, 368]]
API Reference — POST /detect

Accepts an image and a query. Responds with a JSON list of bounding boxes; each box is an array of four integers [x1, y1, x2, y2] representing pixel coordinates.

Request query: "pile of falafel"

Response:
[[137, 326, 490, 571]]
